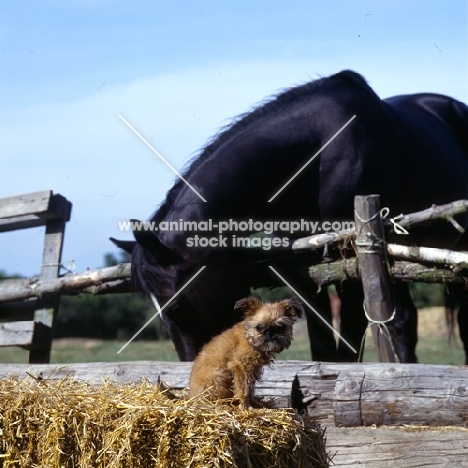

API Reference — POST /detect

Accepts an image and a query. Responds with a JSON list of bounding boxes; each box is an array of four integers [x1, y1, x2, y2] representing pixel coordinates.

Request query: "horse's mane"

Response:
[[133, 71, 378, 297], [150, 70, 375, 223]]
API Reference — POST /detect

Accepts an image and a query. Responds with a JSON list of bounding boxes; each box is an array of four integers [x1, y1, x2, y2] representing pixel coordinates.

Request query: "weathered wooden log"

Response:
[[0, 264, 131, 303], [386, 198, 468, 233], [294, 362, 468, 428], [387, 243, 468, 267], [354, 195, 400, 362], [306, 258, 468, 287], [292, 198, 468, 253], [1, 361, 467, 429], [0, 360, 304, 410], [326, 425, 468, 468], [292, 229, 354, 252], [2, 253, 468, 305]]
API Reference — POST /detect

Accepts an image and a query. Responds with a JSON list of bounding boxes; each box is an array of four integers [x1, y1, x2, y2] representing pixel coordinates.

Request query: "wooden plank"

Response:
[[326, 426, 468, 468], [0, 190, 52, 219], [354, 195, 401, 362], [47, 193, 72, 222], [40, 219, 66, 280], [0, 214, 47, 232], [0, 191, 72, 232], [29, 218, 66, 363], [0, 321, 34, 347]]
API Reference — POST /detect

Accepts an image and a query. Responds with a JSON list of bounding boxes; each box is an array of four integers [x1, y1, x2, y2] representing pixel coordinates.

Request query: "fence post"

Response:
[[354, 195, 401, 362]]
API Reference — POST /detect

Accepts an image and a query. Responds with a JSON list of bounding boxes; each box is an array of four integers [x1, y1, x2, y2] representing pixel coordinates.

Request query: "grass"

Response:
[[0, 338, 180, 364], [0, 308, 464, 365], [279, 307, 466, 364]]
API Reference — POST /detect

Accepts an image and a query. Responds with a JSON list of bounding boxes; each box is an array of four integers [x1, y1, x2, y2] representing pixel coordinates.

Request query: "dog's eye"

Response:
[[255, 324, 264, 333]]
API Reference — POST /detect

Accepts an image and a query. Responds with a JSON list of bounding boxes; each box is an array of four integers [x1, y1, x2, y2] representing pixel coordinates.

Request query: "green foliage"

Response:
[[250, 286, 292, 302], [54, 293, 168, 341], [52, 251, 169, 341], [0, 270, 22, 280], [408, 283, 445, 309], [104, 251, 131, 267]]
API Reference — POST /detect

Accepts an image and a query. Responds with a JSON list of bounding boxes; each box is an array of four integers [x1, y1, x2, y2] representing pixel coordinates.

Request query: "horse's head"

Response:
[[130, 225, 252, 361]]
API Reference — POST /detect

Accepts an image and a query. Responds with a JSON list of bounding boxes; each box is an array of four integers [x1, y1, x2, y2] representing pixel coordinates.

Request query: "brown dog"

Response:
[[189, 296, 303, 409]]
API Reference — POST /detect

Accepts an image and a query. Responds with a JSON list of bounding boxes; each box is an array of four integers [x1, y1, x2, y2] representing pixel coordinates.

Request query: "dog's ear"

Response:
[[234, 296, 263, 317], [280, 298, 303, 319]]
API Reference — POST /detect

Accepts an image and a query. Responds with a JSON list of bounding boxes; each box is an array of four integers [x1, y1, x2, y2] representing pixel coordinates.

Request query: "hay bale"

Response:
[[0, 376, 330, 467]]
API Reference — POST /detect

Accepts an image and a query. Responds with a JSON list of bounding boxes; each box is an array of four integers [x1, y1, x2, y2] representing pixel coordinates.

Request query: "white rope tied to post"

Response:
[[358, 302, 401, 363], [354, 208, 384, 254], [355, 207, 410, 254], [354, 206, 409, 235], [42, 259, 76, 275], [379, 207, 410, 235], [354, 209, 381, 225]]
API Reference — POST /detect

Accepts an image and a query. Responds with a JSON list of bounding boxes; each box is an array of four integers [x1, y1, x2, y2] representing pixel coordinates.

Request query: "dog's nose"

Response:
[[266, 328, 278, 341]]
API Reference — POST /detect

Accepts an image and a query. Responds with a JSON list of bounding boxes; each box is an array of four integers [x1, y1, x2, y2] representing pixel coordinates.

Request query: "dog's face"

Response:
[[234, 296, 303, 355]]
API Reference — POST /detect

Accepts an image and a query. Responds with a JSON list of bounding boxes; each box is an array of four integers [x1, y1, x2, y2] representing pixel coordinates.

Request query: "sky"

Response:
[[1, 1, 467, 277]]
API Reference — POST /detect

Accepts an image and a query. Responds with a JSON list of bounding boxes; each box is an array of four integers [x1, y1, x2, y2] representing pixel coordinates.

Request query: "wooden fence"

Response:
[[1, 192, 468, 466], [0, 190, 72, 363], [3, 194, 468, 361]]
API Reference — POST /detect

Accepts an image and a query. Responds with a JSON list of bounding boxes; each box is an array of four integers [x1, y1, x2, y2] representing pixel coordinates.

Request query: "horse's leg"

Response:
[[301, 284, 337, 362], [335, 282, 417, 362], [335, 282, 366, 362], [445, 283, 468, 365], [458, 292, 468, 365], [164, 320, 200, 361], [393, 283, 418, 363]]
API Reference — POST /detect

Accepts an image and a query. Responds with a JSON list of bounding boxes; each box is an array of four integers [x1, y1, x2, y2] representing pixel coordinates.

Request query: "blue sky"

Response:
[[1, 1, 467, 276]]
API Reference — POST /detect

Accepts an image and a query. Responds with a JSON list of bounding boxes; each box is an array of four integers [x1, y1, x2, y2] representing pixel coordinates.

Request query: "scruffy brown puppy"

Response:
[[189, 296, 303, 410]]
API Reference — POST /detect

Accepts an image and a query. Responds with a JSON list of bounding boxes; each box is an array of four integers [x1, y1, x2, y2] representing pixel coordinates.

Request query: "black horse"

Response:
[[118, 70, 468, 363]]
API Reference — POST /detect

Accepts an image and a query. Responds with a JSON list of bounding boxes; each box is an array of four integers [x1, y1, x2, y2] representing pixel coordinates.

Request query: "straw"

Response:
[[0, 376, 330, 467]]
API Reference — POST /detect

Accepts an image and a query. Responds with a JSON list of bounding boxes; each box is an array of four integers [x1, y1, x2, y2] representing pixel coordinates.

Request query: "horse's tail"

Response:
[[444, 284, 460, 343]]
